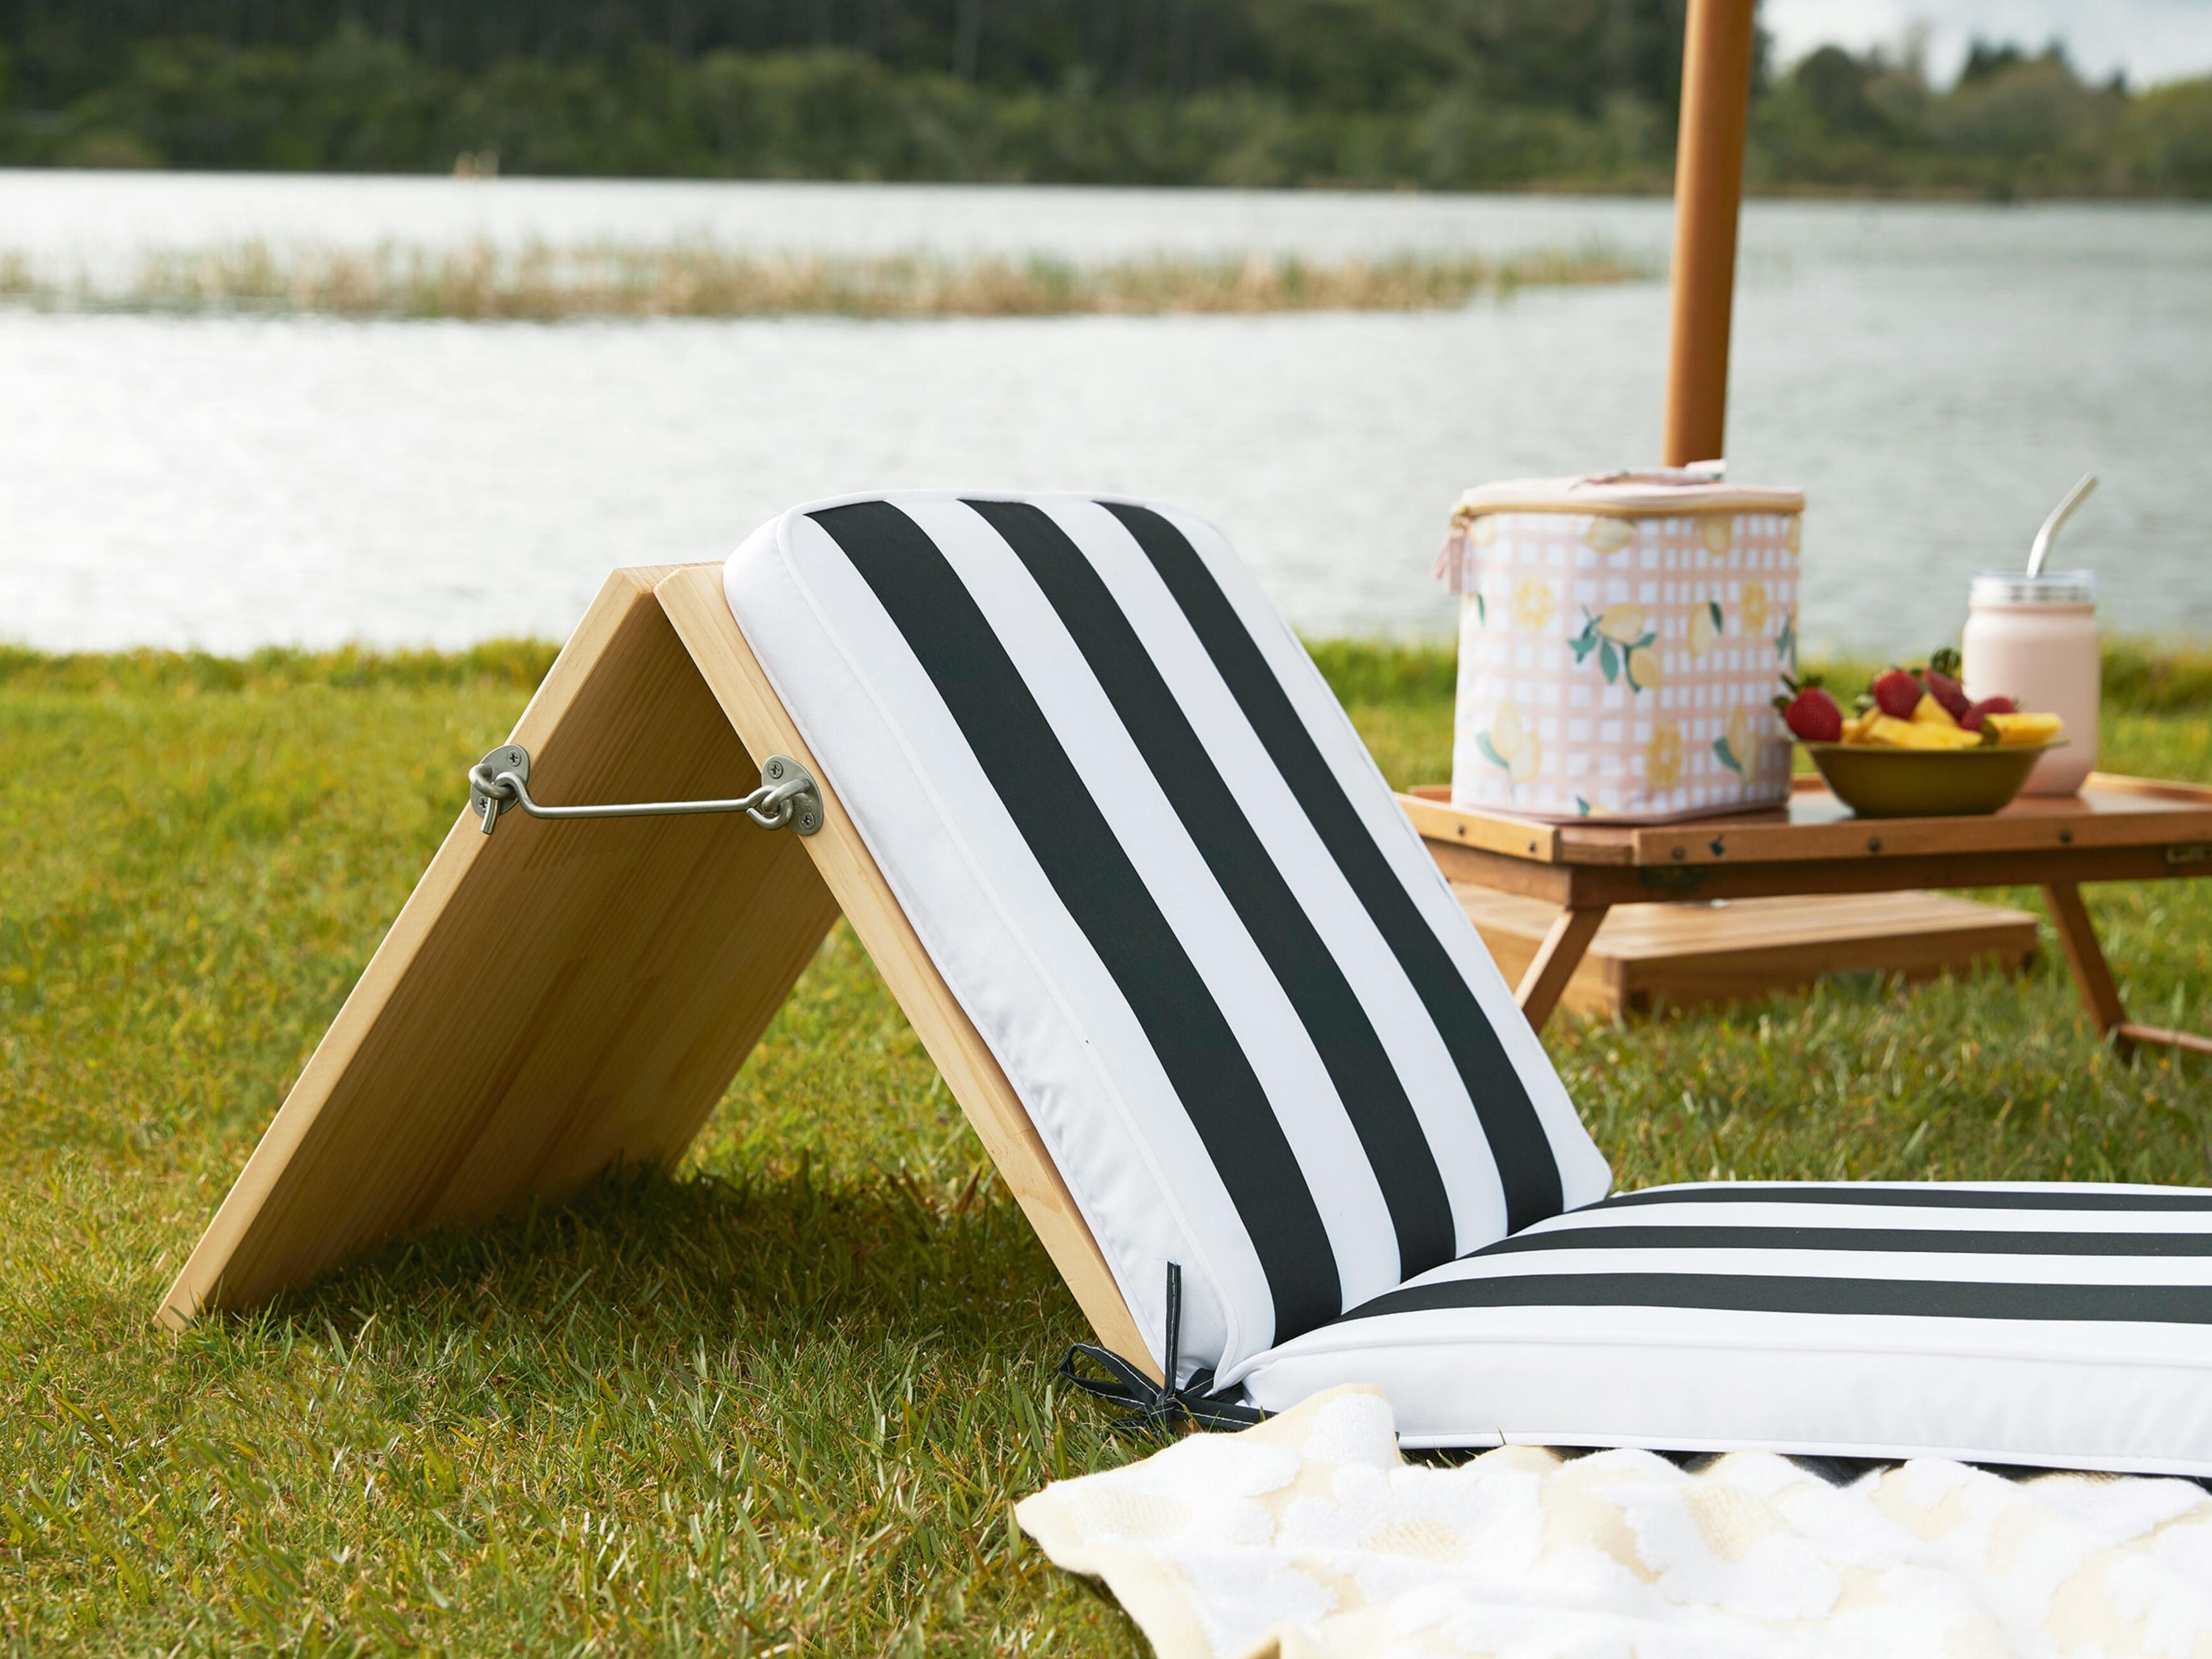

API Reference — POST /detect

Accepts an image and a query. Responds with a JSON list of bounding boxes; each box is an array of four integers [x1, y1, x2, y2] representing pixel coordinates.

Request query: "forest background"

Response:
[[5, 0, 2209, 195]]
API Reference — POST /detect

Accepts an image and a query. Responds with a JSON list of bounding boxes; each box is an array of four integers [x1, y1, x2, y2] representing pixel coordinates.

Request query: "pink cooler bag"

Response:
[[1436, 468, 1806, 823]]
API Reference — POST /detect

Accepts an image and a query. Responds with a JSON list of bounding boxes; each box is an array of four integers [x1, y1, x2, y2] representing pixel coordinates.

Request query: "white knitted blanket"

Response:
[[1015, 1386, 2212, 1659]]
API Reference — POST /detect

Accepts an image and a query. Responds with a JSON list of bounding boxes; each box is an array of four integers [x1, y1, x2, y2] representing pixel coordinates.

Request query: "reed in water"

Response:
[[5, 239, 1644, 320]]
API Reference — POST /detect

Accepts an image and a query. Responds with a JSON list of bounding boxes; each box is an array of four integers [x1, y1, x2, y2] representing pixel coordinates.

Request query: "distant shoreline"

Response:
[[14, 164, 2212, 205], [7, 31, 2207, 202]]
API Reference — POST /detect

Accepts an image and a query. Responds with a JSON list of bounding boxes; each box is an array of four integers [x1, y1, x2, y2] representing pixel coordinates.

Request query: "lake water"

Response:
[[2, 171, 2207, 656]]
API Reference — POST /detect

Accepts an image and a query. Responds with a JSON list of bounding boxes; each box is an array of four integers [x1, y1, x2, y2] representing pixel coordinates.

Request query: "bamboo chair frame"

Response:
[[161, 563, 1155, 1378]]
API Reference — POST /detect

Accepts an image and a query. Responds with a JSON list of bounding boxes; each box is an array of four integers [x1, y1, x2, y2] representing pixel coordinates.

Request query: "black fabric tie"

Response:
[[1058, 1263, 1268, 1437]]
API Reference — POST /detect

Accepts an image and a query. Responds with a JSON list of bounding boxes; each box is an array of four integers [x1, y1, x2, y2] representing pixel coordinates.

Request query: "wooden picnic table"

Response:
[[1400, 772, 2212, 1057]]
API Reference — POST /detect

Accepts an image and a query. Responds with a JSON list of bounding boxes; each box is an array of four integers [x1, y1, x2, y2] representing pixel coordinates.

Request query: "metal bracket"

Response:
[[467, 745, 823, 838]]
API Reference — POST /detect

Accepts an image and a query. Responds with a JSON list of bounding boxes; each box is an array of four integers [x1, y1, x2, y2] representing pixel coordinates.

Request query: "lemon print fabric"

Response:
[[1445, 498, 1801, 820], [1570, 602, 1661, 692], [1713, 705, 1757, 775], [1476, 700, 1542, 786], [1584, 517, 1632, 556], [1687, 599, 1724, 658], [1510, 576, 1557, 632], [1740, 581, 1771, 639], [1645, 721, 1684, 791]]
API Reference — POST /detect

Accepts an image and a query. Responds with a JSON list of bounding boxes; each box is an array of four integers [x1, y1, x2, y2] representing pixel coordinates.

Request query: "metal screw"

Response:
[[765, 759, 784, 780]]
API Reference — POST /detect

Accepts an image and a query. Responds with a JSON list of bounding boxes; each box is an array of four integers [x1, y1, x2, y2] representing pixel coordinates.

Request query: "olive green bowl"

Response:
[[1802, 741, 2062, 818]]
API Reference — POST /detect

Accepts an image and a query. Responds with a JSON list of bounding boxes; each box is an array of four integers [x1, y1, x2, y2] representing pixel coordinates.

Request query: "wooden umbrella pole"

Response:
[[1662, 0, 1758, 467]]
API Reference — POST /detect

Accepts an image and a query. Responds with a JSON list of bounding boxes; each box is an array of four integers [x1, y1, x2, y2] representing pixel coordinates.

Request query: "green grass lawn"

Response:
[[3, 641, 2209, 1656]]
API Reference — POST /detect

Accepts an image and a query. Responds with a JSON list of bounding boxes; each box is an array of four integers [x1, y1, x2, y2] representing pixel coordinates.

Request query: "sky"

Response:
[[1763, 0, 2212, 87]]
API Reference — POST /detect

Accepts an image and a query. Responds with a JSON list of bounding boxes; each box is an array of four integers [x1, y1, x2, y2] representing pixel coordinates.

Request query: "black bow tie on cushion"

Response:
[[1057, 1263, 1268, 1437]]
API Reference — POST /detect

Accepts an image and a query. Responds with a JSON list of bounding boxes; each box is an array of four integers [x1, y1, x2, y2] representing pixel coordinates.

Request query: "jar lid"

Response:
[[1971, 569, 2097, 606]]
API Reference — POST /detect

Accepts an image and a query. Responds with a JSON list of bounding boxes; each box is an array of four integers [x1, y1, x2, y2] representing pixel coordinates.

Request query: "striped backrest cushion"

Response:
[[725, 492, 1610, 1377]]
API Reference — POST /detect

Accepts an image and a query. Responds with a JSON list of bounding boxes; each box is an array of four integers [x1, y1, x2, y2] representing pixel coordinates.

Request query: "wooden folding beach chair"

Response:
[[166, 492, 2212, 1475], [159, 549, 1152, 1369]]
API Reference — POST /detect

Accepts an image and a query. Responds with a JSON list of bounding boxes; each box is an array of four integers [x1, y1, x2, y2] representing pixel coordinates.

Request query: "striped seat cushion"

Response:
[[1228, 1181, 2212, 1473], [725, 491, 1611, 1379]]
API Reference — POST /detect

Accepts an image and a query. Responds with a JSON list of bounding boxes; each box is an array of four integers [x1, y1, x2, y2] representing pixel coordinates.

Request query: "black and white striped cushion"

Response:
[[725, 492, 1611, 1378], [731, 492, 2212, 1474], [1230, 1181, 2212, 1472]]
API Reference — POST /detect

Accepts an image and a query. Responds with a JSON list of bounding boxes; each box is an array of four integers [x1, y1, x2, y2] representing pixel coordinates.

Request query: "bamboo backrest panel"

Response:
[[160, 567, 840, 1326], [161, 563, 1153, 1379]]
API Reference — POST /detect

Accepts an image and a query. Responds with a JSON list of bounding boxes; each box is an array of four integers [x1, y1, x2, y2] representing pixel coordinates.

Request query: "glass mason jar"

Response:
[[1961, 570, 2098, 796]]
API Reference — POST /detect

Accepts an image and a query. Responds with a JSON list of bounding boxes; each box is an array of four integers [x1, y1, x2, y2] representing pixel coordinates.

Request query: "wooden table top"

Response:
[[1398, 773, 2212, 871]]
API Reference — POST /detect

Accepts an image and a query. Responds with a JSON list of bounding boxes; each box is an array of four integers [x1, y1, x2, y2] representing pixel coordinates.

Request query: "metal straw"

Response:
[[2027, 474, 2099, 577]]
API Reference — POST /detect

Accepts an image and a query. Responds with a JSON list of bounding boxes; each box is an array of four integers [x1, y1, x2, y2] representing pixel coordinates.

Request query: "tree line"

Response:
[[3, 0, 1699, 109], [1, 1, 2206, 193]]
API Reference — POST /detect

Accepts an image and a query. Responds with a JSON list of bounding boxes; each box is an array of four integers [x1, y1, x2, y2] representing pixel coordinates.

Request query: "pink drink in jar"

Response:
[[1961, 570, 2097, 796]]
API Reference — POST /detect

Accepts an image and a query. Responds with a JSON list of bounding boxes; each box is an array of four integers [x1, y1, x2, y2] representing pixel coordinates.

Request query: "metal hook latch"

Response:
[[467, 745, 824, 838]]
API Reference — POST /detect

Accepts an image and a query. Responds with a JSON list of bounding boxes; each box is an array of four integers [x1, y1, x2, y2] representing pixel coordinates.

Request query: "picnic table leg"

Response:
[[2043, 882, 2139, 1060], [1516, 905, 1609, 1033]]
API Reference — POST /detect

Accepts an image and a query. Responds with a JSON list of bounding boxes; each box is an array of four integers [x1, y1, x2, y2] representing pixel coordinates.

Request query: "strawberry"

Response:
[[1921, 647, 1972, 720], [1961, 694, 2016, 733], [1773, 677, 1844, 742], [1871, 667, 1923, 719], [1925, 672, 1972, 720]]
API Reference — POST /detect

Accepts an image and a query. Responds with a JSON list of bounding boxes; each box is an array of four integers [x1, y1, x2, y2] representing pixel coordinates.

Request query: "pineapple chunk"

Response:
[[1924, 725, 1986, 750], [1983, 711, 2064, 747], [1842, 708, 1882, 744], [1910, 693, 1960, 728], [1867, 714, 1982, 750]]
